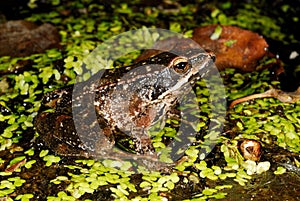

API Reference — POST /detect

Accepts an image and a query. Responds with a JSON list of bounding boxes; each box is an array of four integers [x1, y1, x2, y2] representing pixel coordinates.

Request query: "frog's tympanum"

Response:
[[35, 48, 215, 168]]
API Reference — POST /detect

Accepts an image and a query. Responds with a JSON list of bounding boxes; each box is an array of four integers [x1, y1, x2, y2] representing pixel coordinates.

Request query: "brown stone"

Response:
[[136, 25, 269, 72], [192, 25, 268, 71], [0, 20, 60, 57]]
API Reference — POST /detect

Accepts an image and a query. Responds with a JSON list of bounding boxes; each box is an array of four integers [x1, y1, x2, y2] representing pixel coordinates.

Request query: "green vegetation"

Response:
[[0, 0, 299, 200]]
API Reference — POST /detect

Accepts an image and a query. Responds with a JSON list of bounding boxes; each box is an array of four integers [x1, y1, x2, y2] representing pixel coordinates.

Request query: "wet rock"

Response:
[[136, 25, 268, 72], [0, 20, 60, 57], [192, 25, 268, 71]]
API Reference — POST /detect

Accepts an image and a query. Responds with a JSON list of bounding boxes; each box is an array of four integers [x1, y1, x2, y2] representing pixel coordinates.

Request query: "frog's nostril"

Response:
[[204, 49, 216, 61], [208, 52, 216, 61]]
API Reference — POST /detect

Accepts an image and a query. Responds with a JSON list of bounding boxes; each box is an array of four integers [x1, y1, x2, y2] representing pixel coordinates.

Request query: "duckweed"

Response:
[[39, 149, 49, 158], [48, 191, 76, 201], [15, 194, 34, 201], [43, 155, 61, 166], [24, 160, 36, 169], [0, 0, 299, 200], [24, 148, 34, 156], [8, 156, 26, 165], [274, 166, 287, 175], [188, 185, 232, 200], [0, 177, 26, 197]]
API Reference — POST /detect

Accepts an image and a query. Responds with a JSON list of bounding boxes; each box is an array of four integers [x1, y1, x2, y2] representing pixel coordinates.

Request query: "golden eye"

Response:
[[172, 57, 189, 74]]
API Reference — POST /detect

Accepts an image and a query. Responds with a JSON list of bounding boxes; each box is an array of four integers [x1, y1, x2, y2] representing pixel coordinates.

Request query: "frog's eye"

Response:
[[172, 57, 190, 74]]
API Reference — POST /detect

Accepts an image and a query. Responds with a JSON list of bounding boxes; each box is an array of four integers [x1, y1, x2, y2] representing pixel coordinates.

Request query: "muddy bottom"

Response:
[[217, 171, 300, 201]]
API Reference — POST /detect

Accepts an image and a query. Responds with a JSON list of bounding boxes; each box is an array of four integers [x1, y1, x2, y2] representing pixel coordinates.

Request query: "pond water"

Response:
[[0, 0, 299, 200]]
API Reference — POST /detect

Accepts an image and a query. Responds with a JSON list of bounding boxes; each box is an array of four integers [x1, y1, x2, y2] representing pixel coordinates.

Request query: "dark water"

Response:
[[0, 0, 300, 200]]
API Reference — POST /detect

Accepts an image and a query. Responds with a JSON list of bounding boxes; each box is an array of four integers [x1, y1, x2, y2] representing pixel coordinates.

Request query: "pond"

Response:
[[0, 0, 300, 200]]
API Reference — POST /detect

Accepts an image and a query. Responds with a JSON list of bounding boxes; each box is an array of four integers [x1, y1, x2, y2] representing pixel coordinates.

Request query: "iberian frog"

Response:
[[34, 49, 215, 166]]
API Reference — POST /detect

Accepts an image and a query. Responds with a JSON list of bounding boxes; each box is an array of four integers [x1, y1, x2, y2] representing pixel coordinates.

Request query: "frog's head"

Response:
[[157, 48, 216, 97]]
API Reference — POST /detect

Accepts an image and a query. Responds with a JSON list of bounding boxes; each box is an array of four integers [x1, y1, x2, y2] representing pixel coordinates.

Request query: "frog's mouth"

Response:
[[189, 53, 216, 83]]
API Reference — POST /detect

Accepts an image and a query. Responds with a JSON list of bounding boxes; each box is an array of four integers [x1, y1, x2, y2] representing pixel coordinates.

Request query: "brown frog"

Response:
[[34, 48, 215, 167]]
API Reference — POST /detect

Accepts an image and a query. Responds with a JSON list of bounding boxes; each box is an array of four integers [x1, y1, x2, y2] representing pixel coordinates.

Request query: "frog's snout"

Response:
[[207, 50, 216, 62]]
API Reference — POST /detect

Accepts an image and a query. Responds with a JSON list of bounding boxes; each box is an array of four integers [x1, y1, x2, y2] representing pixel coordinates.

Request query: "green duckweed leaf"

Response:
[[39, 150, 49, 158], [256, 161, 271, 174], [210, 25, 222, 40], [274, 166, 286, 175]]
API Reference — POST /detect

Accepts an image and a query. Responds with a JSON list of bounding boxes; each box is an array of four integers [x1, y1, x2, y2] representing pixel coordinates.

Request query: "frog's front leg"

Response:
[[132, 129, 156, 155]]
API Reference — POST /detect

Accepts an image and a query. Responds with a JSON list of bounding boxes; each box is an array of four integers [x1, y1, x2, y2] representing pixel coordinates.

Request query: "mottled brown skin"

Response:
[[35, 49, 214, 166]]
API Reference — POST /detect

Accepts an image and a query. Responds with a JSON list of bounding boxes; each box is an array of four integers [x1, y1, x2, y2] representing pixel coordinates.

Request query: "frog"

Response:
[[34, 48, 215, 168]]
